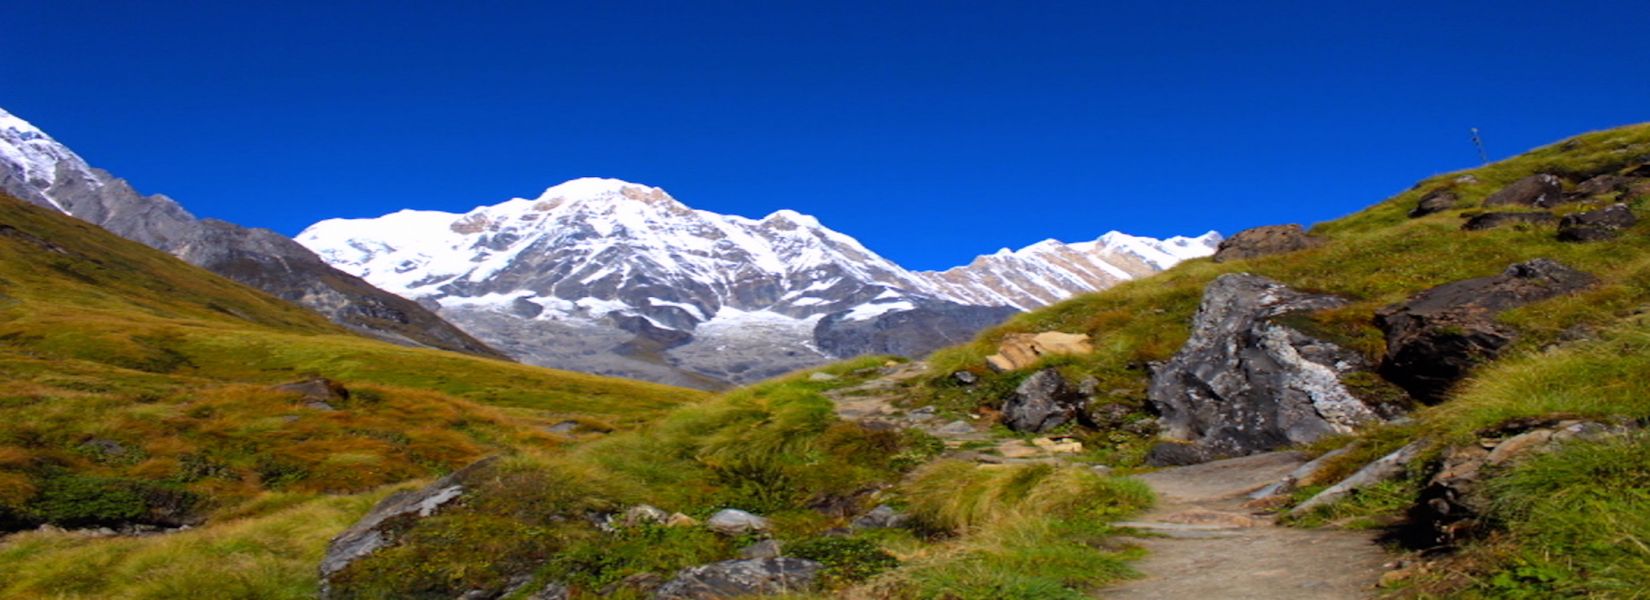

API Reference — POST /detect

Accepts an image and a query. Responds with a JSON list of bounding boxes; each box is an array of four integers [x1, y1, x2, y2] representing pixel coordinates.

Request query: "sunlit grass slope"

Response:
[[0, 193, 703, 545], [912, 122, 1650, 597]]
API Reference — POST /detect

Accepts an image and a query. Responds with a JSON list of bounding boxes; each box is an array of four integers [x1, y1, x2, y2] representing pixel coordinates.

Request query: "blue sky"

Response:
[[4, 1, 1648, 270]]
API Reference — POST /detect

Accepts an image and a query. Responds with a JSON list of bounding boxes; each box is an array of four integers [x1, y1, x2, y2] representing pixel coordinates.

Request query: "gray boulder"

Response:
[[1375, 258, 1596, 403], [1001, 369, 1087, 433], [1147, 274, 1395, 464], [654, 558, 822, 599], [706, 509, 770, 536], [850, 505, 910, 531], [1409, 188, 1460, 218], [1557, 203, 1636, 242], [319, 457, 497, 597], [1481, 174, 1564, 207]]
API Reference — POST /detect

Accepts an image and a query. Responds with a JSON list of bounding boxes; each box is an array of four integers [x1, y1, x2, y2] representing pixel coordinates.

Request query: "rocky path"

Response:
[[1102, 452, 1391, 599], [826, 364, 1392, 599]]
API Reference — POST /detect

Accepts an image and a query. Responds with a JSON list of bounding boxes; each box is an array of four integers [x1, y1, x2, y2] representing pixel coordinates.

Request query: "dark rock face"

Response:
[[1460, 211, 1557, 231], [1481, 174, 1564, 208], [850, 505, 910, 531], [319, 457, 498, 598], [1147, 274, 1395, 464], [813, 300, 1017, 359], [1397, 419, 1634, 550], [1409, 188, 1460, 218], [173, 221, 507, 359], [1211, 224, 1322, 263], [1570, 174, 1632, 198], [1375, 259, 1597, 404], [1557, 203, 1636, 242], [1001, 369, 1087, 433], [654, 558, 822, 600]]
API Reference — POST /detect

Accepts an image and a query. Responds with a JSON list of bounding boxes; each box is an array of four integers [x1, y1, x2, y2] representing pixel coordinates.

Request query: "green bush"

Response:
[[26, 473, 198, 528], [787, 536, 899, 586]]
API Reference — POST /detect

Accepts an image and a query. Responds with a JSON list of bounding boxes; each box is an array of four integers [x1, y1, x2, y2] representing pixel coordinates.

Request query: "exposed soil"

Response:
[[1102, 452, 1393, 599]]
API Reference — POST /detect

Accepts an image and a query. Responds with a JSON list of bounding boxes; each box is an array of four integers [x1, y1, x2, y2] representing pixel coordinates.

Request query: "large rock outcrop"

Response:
[[1002, 368, 1088, 433], [319, 457, 497, 598], [1211, 224, 1322, 263], [1397, 418, 1634, 549], [1374, 258, 1596, 404], [654, 558, 822, 599], [1480, 174, 1564, 208], [1557, 203, 1636, 242], [1147, 274, 1396, 464]]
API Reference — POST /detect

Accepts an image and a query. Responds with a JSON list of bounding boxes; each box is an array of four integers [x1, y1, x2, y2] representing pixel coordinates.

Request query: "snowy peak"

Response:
[[0, 107, 98, 212], [915, 230, 1220, 310], [297, 178, 932, 335]]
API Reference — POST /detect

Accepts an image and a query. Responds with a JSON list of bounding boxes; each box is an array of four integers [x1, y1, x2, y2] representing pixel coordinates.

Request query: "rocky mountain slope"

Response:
[[0, 106, 506, 359], [298, 178, 1215, 387]]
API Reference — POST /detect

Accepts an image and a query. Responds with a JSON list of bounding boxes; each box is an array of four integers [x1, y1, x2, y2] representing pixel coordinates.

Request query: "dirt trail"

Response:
[[824, 365, 1392, 599], [1102, 452, 1391, 599]]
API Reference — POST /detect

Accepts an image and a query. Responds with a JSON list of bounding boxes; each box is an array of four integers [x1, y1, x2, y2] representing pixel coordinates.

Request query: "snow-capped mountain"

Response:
[[298, 178, 1217, 387], [0, 106, 505, 359], [917, 231, 1223, 310]]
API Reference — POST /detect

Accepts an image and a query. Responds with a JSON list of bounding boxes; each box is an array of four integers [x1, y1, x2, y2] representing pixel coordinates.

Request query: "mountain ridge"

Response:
[[0, 106, 507, 359], [298, 178, 1216, 386]]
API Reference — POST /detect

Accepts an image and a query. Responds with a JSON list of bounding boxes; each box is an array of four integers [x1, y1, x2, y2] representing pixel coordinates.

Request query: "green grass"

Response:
[[0, 193, 710, 595], [8, 120, 1650, 598], [851, 462, 1154, 599], [915, 123, 1650, 468], [0, 488, 396, 599]]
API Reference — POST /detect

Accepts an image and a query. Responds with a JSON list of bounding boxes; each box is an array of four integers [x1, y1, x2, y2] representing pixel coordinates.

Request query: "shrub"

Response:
[[787, 536, 899, 586]]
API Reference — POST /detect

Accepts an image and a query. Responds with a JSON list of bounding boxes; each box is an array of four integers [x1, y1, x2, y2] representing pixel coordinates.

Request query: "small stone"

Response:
[[1485, 429, 1554, 465], [545, 420, 581, 434], [933, 420, 975, 436], [665, 512, 699, 528], [951, 370, 978, 385], [808, 372, 838, 382], [623, 504, 669, 526], [739, 539, 783, 559], [706, 509, 770, 536], [1031, 437, 1083, 454], [850, 505, 909, 530]]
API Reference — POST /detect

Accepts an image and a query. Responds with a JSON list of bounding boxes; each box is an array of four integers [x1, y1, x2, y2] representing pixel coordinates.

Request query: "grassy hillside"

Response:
[[323, 356, 1155, 599], [0, 194, 706, 597], [907, 122, 1650, 596], [6, 121, 1650, 599]]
